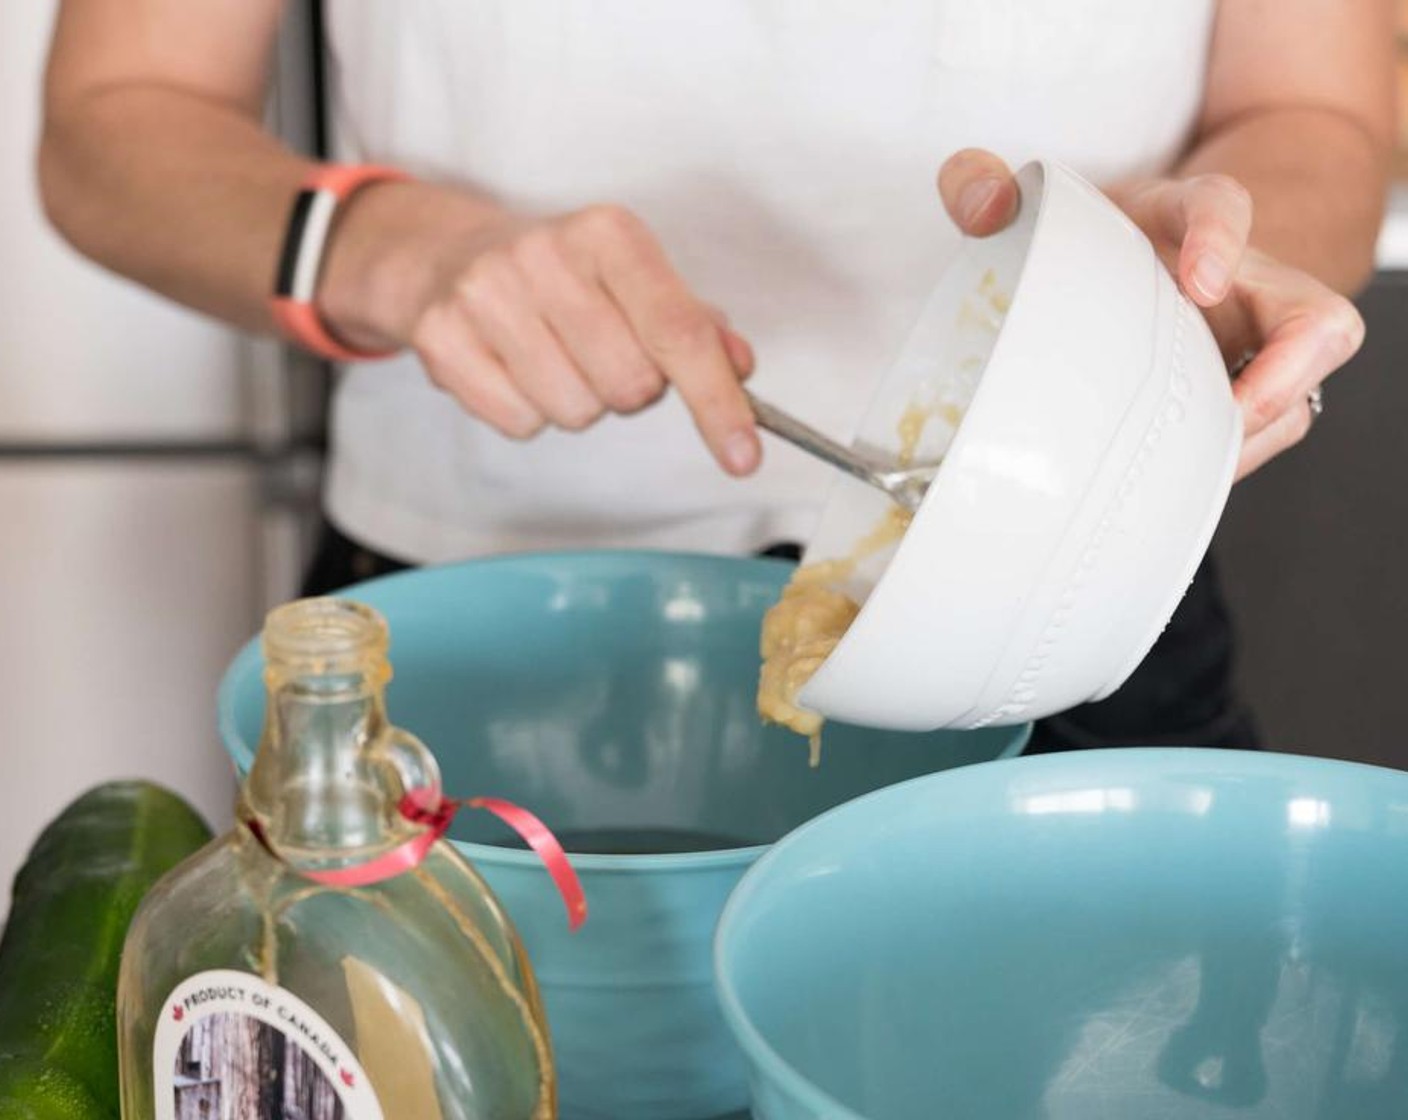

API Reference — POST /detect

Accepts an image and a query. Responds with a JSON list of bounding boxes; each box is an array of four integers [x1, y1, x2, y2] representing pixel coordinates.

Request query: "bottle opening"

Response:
[[263, 597, 390, 679]]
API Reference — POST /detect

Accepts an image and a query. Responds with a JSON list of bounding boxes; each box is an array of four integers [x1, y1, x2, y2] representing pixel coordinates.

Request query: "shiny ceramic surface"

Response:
[[801, 160, 1242, 731], [716, 748, 1408, 1120], [218, 551, 1029, 1120]]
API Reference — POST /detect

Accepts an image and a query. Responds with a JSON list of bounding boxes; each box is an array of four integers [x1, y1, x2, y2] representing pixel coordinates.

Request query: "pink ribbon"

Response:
[[244, 791, 587, 931]]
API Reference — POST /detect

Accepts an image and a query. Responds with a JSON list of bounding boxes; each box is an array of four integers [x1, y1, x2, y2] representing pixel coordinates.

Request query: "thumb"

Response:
[[703, 302, 756, 377], [720, 326, 755, 377], [937, 148, 1021, 237]]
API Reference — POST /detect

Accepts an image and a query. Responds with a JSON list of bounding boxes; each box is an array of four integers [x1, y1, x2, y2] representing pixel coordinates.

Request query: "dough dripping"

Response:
[[757, 506, 912, 766], [760, 267, 1013, 766], [756, 268, 1009, 764]]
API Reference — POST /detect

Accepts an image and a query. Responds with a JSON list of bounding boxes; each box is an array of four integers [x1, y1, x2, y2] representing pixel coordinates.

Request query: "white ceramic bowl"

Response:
[[798, 160, 1241, 732]]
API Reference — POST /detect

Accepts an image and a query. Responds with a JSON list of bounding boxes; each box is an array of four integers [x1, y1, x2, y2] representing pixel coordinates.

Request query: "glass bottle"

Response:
[[118, 598, 556, 1120]]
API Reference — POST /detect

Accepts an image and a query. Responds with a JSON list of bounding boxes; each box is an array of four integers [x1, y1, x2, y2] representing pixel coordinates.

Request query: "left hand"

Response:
[[937, 149, 1365, 479]]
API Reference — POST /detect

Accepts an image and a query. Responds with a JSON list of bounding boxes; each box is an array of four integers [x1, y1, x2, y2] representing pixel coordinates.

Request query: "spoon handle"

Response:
[[745, 390, 885, 492]]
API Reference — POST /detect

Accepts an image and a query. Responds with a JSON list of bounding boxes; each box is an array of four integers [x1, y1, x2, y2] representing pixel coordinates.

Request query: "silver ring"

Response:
[[1307, 385, 1324, 424]]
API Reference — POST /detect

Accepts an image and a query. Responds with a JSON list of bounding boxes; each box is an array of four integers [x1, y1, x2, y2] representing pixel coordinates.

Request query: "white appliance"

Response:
[[0, 2, 324, 914]]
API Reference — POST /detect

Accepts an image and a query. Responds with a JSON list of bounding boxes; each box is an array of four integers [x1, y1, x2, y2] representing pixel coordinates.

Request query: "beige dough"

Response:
[[757, 569, 859, 765], [757, 268, 1008, 764], [757, 505, 912, 766]]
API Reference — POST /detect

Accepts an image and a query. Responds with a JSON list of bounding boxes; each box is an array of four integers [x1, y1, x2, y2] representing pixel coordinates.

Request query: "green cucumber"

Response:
[[0, 782, 213, 1119]]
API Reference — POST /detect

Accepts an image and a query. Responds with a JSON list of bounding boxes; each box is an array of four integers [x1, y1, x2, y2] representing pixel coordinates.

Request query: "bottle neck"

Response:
[[243, 662, 402, 856], [243, 598, 415, 858]]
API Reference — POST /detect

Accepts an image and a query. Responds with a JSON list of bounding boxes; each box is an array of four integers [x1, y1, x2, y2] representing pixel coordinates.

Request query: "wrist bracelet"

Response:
[[270, 164, 410, 362]]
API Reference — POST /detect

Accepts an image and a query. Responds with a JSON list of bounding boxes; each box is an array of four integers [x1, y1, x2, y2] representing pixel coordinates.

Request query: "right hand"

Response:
[[936, 149, 1365, 480], [320, 183, 762, 475]]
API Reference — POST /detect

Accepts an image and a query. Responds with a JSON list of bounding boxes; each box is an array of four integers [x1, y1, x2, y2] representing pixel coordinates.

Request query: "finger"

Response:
[[720, 326, 755, 377], [1235, 393, 1317, 480], [1231, 272, 1363, 440], [514, 229, 667, 414], [456, 252, 605, 431], [574, 205, 760, 475], [1177, 175, 1253, 306], [412, 304, 546, 439], [937, 148, 1020, 236], [702, 302, 757, 377], [1133, 175, 1252, 306]]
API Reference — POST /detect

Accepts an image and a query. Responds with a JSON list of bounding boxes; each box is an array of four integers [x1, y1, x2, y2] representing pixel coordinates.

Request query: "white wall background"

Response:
[[0, 1, 262, 913]]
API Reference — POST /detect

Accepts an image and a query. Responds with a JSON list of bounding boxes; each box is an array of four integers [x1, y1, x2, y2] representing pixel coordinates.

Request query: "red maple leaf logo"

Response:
[[172, 1006, 185, 1022], [339, 1069, 355, 1088]]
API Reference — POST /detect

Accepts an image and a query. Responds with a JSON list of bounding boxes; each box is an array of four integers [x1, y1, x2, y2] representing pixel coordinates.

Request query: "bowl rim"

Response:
[[798, 159, 1058, 718], [216, 547, 1032, 875], [711, 746, 1408, 1118]]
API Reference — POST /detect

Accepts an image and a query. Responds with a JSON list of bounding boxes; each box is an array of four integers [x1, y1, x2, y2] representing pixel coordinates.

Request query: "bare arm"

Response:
[[40, 0, 758, 471], [1173, 0, 1396, 293], [39, 0, 313, 332]]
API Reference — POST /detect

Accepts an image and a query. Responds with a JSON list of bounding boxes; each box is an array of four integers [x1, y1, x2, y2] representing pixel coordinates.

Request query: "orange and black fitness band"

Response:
[[271, 164, 410, 362]]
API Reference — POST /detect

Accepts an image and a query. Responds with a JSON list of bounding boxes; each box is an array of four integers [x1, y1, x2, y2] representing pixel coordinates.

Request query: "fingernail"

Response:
[[1191, 254, 1230, 302], [958, 178, 1002, 228], [724, 431, 760, 475]]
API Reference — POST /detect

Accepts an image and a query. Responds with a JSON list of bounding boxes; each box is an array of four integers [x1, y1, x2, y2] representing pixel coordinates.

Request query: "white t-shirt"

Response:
[[322, 1, 1216, 563]]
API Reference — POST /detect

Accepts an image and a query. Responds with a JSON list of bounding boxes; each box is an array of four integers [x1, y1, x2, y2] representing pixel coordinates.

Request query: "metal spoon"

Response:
[[745, 390, 940, 514]]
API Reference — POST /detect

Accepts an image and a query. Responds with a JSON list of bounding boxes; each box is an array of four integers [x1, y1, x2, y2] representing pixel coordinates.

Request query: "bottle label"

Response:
[[154, 969, 385, 1120]]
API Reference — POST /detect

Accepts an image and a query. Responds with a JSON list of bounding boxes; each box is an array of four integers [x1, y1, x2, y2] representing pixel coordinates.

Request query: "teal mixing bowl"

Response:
[[716, 748, 1408, 1120], [218, 551, 1028, 1120]]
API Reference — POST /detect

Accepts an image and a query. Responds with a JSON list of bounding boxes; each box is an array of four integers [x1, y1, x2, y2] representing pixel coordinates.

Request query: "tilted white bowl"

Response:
[[799, 160, 1241, 732]]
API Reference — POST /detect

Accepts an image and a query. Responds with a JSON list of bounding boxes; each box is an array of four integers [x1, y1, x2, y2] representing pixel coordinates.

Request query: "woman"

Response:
[[38, 0, 1395, 750]]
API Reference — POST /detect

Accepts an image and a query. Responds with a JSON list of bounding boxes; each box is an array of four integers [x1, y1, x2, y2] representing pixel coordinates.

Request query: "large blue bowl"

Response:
[[218, 551, 1029, 1120], [716, 747, 1408, 1119]]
